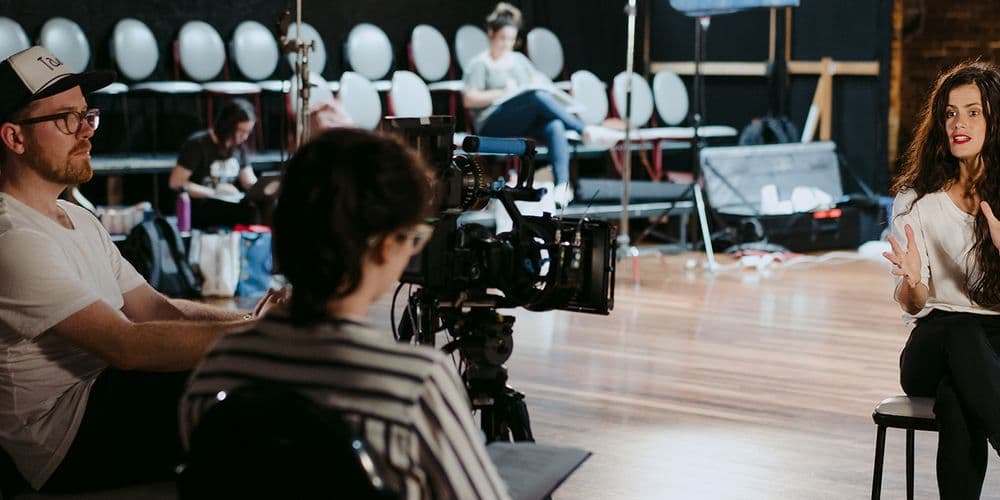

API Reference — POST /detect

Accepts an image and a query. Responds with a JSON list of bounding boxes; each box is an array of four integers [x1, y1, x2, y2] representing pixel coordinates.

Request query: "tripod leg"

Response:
[[507, 396, 535, 442], [693, 183, 717, 270]]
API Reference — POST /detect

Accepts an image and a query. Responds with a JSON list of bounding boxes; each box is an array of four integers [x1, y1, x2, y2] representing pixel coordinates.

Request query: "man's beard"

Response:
[[24, 139, 93, 185]]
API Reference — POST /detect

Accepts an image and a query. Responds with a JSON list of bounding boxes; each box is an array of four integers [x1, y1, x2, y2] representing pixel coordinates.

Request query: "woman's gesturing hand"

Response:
[[883, 224, 923, 288]]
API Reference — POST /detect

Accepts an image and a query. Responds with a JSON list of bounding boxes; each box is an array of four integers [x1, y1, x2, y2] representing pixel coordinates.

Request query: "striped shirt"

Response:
[[179, 317, 511, 500]]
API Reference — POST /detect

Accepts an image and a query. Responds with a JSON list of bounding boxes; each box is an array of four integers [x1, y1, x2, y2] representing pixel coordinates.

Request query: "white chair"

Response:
[[39, 17, 90, 74], [610, 71, 738, 180], [388, 70, 432, 118], [454, 24, 488, 74], [285, 22, 327, 78], [177, 21, 263, 149], [652, 71, 690, 126], [338, 71, 382, 130], [0, 17, 30, 60], [570, 70, 609, 126], [526, 27, 571, 91], [410, 25, 450, 83], [119, 19, 203, 94], [231, 20, 283, 92], [344, 23, 393, 92], [410, 25, 464, 117], [287, 71, 336, 119]]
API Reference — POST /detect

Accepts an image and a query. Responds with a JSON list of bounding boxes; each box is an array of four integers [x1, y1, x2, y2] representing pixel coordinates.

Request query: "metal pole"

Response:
[[618, 0, 637, 256]]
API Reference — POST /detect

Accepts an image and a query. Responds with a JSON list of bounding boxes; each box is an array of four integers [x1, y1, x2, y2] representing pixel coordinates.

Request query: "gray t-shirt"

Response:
[[0, 194, 146, 489], [462, 51, 538, 132]]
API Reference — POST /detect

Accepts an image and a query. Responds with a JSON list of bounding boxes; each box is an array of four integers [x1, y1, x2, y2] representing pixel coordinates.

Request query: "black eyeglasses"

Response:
[[15, 108, 101, 135]]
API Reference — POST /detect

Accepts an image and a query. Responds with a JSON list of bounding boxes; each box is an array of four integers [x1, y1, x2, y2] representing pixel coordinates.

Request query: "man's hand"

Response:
[[253, 287, 289, 318]]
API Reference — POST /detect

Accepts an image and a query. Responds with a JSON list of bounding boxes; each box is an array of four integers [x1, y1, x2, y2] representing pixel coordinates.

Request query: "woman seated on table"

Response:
[[168, 98, 261, 229]]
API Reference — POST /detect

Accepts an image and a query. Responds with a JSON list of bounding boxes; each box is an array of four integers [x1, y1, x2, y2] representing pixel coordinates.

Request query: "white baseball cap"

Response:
[[0, 46, 114, 122]]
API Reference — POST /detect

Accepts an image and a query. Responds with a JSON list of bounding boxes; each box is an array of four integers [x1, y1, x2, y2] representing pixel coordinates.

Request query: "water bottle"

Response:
[[176, 188, 191, 232]]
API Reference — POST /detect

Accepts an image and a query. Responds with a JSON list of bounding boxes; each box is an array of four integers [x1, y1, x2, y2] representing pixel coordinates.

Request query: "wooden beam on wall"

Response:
[[888, 0, 903, 169], [649, 61, 770, 76]]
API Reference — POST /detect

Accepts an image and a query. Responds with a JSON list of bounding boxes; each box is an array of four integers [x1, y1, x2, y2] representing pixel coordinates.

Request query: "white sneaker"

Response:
[[582, 125, 625, 149], [552, 183, 574, 208]]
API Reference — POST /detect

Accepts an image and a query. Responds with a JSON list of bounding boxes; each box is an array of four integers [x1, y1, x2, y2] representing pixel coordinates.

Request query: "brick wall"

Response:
[[898, 1, 1000, 166]]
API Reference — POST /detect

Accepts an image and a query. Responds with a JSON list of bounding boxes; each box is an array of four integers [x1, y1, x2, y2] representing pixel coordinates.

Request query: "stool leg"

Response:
[[906, 429, 915, 500], [872, 425, 887, 500]]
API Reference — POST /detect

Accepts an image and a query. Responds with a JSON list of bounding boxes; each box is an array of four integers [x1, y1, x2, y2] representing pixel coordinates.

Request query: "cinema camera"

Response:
[[382, 116, 616, 442]]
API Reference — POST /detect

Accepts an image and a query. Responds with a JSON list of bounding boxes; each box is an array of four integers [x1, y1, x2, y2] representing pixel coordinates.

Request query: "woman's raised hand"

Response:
[[883, 224, 923, 288], [980, 201, 1000, 253]]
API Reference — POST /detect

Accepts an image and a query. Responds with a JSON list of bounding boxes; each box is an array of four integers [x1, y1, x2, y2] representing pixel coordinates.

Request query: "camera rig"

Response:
[[383, 116, 616, 442]]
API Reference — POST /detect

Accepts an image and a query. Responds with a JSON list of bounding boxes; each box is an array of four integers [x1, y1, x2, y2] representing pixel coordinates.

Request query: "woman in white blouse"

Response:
[[884, 60, 1000, 499]]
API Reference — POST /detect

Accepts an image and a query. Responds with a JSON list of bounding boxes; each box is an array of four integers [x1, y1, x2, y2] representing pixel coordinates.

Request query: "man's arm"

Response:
[[121, 284, 249, 323], [50, 299, 251, 372]]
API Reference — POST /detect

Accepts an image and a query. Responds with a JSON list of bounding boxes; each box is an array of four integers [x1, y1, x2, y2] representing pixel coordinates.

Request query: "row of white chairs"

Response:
[[0, 16, 571, 98]]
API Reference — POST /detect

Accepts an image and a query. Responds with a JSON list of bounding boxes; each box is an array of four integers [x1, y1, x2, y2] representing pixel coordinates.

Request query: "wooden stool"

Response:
[[871, 396, 937, 500]]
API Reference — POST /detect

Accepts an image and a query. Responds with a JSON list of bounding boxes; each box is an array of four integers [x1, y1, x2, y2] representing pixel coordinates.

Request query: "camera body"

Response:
[[383, 116, 615, 315]]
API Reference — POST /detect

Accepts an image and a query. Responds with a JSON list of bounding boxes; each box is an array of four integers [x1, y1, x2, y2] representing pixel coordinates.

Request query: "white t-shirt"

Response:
[[890, 188, 999, 321], [0, 193, 145, 489]]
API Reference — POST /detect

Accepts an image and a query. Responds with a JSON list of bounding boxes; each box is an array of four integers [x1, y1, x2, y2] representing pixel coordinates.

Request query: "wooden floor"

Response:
[[371, 250, 1000, 499]]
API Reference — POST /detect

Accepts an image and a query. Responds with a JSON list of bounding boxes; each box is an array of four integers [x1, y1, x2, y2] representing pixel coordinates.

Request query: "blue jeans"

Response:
[[479, 90, 584, 186]]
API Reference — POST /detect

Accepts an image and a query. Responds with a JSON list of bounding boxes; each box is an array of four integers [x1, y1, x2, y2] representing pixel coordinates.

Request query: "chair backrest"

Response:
[[0, 17, 30, 60], [410, 24, 450, 82], [177, 20, 225, 82], [338, 71, 382, 130], [110, 18, 158, 82], [454, 24, 488, 74], [39, 17, 90, 73], [652, 71, 689, 126], [231, 20, 279, 81], [285, 22, 327, 76], [178, 383, 398, 500], [612, 71, 655, 128], [287, 71, 336, 119], [570, 70, 608, 126], [526, 27, 564, 81], [388, 70, 432, 118], [345, 23, 393, 81]]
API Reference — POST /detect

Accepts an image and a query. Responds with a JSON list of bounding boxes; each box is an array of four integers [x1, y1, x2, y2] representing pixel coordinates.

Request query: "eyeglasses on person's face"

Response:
[[403, 223, 435, 255], [368, 223, 436, 256], [15, 108, 100, 135]]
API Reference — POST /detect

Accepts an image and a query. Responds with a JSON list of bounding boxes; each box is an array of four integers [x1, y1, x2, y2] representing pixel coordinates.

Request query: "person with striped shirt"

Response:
[[179, 128, 511, 500]]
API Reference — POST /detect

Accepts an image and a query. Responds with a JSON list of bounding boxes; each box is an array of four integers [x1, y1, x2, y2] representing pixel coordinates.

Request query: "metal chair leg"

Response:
[[906, 429, 915, 500], [872, 425, 887, 500]]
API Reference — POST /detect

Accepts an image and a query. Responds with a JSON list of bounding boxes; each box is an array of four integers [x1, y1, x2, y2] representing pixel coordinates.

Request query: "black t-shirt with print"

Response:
[[176, 130, 250, 188]]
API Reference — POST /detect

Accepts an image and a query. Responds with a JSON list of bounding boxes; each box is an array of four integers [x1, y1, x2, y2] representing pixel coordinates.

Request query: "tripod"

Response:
[[398, 292, 534, 443]]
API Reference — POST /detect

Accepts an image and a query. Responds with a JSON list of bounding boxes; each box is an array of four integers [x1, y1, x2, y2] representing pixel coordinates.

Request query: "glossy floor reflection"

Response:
[[370, 251, 1000, 499]]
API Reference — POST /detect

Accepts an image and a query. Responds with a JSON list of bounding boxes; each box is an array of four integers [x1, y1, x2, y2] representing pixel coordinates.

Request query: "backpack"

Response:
[[738, 116, 800, 145], [122, 216, 202, 298]]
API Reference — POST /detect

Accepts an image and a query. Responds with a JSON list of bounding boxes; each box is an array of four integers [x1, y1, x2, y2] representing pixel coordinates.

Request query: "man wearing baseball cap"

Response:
[[0, 46, 284, 493]]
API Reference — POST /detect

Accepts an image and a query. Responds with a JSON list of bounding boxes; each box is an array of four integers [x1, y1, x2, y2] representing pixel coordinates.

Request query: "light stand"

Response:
[[617, 1, 718, 271], [617, 0, 638, 260], [278, 0, 315, 150]]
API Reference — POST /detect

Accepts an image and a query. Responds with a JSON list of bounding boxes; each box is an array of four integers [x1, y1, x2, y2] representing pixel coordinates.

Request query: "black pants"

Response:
[[899, 310, 1000, 500], [39, 368, 189, 493]]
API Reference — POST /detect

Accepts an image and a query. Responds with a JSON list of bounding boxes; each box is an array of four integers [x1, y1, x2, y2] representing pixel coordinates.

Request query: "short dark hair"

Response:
[[274, 128, 434, 323], [212, 98, 255, 152], [486, 2, 523, 33]]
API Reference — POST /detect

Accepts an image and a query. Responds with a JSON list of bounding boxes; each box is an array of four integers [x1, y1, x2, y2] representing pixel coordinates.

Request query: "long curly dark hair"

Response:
[[273, 128, 434, 323], [893, 60, 1000, 308]]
